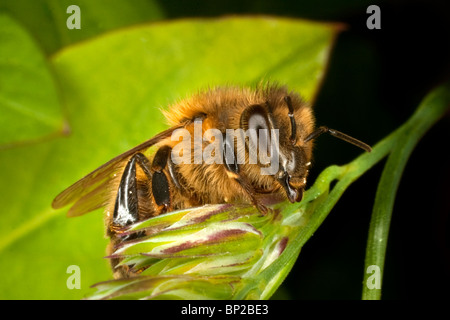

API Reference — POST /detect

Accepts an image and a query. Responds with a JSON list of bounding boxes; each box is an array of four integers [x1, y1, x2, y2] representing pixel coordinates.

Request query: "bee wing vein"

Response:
[[52, 125, 183, 216]]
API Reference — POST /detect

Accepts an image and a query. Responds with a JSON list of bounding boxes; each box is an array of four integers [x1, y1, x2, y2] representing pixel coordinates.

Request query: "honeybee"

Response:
[[52, 83, 371, 278]]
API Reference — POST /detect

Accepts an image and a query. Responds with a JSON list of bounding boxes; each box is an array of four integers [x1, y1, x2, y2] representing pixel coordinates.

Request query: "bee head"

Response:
[[240, 91, 371, 204], [240, 97, 312, 203]]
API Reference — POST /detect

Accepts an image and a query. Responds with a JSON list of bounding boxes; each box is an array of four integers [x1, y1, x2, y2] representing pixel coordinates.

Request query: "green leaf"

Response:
[[0, 14, 65, 148], [0, 16, 339, 299], [0, 0, 164, 55]]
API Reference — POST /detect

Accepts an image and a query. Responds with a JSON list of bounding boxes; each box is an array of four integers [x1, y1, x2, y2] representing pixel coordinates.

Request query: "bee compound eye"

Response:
[[240, 105, 269, 131], [248, 112, 269, 131], [240, 105, 271, 154]]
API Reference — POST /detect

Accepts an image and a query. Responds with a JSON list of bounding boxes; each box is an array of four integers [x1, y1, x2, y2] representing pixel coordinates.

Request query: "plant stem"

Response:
[[256, 128, 398, 299], [362, 83, 450, 300]]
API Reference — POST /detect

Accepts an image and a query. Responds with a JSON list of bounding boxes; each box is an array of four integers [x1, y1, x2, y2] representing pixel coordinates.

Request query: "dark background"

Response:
[[154, 0, 450, 299]]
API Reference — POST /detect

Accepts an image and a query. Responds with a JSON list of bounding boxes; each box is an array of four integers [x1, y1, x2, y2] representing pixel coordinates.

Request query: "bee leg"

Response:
[[110, 153, 152, 278], [112, 153, 151, 229], [237, 176, 269, 215], [151, 145, 174, 214], [222, 133, 268, 215]]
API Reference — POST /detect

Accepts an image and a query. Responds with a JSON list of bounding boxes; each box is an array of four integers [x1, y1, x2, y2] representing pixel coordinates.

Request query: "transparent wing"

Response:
[[52, 125, 182, 217]]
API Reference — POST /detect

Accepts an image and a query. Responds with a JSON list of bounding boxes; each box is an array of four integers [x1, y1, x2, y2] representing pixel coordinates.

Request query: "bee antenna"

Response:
[[284, 96, 297, 144], [304, 126, 372, 152]]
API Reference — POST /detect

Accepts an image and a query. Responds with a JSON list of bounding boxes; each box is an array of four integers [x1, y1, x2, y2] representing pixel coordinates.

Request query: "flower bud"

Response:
[[87, 197, 313, 300]]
